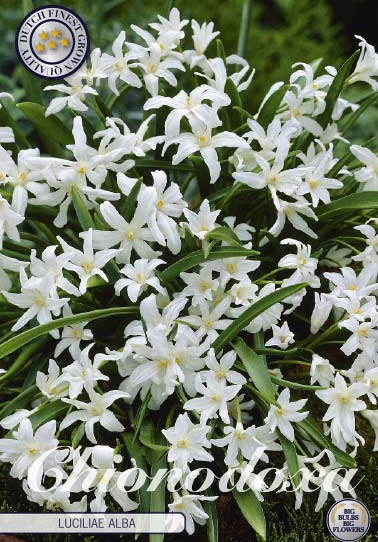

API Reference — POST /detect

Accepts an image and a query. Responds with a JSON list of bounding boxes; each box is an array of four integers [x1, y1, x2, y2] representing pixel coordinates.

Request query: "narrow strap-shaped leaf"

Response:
[[72, 186, 95, 230], [135, 159, 195, 172], [212, 282, 307, 353], [257, 84, 288, 129], [0, 385, 37, 419], [0, 307, 138, 360], [30, 400, 68, 430], [298, 415, 356, 468], [205, 496, 218, 542], [271, 376, 324, 390], [17, 102, 72, 145], [0, 337, 47, 382], [160, 247, 259, 283], [277, 431, 301, 490], [122, 177, 142, 220], [317, 191, 378, 219], [233, 490, 266, 541], [122, 433, 150, 513], [234, 337, 275, 402], [237, 0, 253, 58], [0, 103, 31, 149], [206, 226, 241, 246], [340, 92, 378, 135], [317, 50, 359, 129]]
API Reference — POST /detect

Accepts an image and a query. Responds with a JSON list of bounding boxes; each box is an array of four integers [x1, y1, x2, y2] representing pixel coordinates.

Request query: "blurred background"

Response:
[[1, 0, 378, 109]]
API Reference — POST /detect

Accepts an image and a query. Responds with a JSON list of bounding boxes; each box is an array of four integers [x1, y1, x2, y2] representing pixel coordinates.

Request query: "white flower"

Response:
[[0, 194, 24, 248], [62, 344, 109, 399], [149, 7, 188, 39], [115, 258, 165, 301], [211, 257, 260, 288], [310, 292, 333, 334], [202, 348, 246, 386], [349, 35, 378, 89], [101, 31, 142, 95], [350, 144, 378, 191], [75, 48, 110, 86], [361, 410, 378, 450], [265, 388, 308, 441], [92, 192, 159, 264], [211, 422, 265, 466], [0, 419, 58, 479], [165, 114, 249, 183], [36, 359, 67, 400], [182, 199, 220, 240], [136, 49, 185, 96], [60, 388, 129, 444], [45, 75, 98, 116], [59, 229, 121, 294], [2, 269, 68, 333], [168, 492, 216, 535], [278, 238, 320, 287], [143, 170, 187, 254], [144, 86, 223, 138], [310, 354, 335, 386], [316, 373, 367, 449], [0, 146, 49, 215], [162, 413, 213, 470], [29, 245, 79, 297], [180, 265, 219, 306], [265, 322, 295, 350], [0, 252, 28, 291], [184, 19, 219, 68], [320, 246, 352, 268], [184, 373, 241, 425], [54, 305, 93, 359], [233, 138, 311, 195], [180, 296, 231, 341], [268, 193, 318, 240]]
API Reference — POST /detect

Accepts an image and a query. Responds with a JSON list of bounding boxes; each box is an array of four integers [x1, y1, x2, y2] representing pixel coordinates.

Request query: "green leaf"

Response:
[[271, 376, 324, 390], [234, 337, 275, 402], [149, 443, 167, 542], [317, 191, 378, 220], [122, 433, 150, 513], [233, 490, 266, 541], [340, 92, 378, 135], [22, 0, 33, 13], [0, 337, 47, 382], [0, 385, 37, 420], [133, 389, 152, 443], [30, 400, 68, 430], [317, 50, 359, 129], [216, 39, 227, 63], [140, 418, 170, 453], [257, 84, 288, 129], [0, 103, 31, 149], [277, 431, 300, 489], [72, 186, 95, 229], [122, 177, 142, 221], [206, 226, 241, 246], [0, 307, 138, 360], [212, 283, 307, 353], [17, 102, 71, 153], [205, 496, 218, 542], [135, 159, 195, 172], [160, 247, 259, 283], [237, 0, 253, 58], [298, 415, 356, 469], [71, 423, 85, 448]]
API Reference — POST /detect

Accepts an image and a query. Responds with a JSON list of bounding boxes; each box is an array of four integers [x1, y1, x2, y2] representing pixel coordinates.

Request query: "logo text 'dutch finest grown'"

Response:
[[16, 5, 90, 79]]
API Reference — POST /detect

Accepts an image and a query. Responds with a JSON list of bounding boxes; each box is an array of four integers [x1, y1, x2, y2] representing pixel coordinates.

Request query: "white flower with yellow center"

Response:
[[162, 412, 213, 470], [265, 388, 308, 442]]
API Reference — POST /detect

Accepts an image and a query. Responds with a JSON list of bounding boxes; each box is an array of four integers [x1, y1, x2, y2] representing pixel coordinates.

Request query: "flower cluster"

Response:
[[0, 9, 378, 537]]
